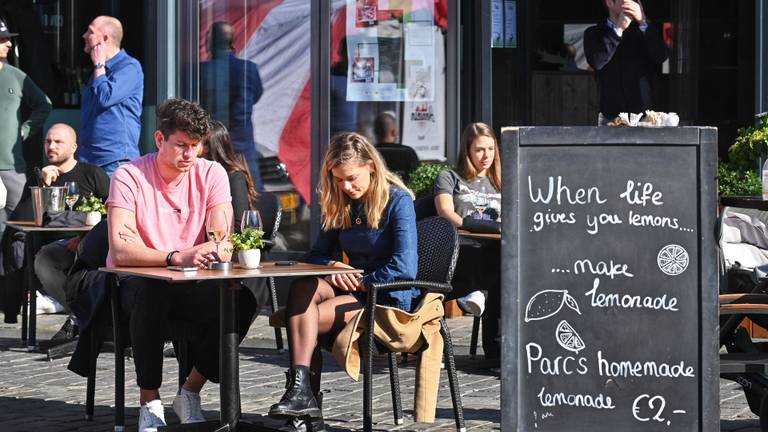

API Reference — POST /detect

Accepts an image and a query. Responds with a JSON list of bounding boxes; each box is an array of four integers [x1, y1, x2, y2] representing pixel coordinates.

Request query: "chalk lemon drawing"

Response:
[[657, 244, 689, 276], [556, 320, 586, 354], [525, 289, 581, 322]]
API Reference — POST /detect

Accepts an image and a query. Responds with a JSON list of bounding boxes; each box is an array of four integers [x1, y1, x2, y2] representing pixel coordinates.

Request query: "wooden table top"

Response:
[[7, 221, 94, 232], [100, 261, 363, 281], [458, 229, 501, 240]]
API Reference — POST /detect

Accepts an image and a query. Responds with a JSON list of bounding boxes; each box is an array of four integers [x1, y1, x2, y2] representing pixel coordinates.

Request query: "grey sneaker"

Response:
[[172, 389, 206, 423], [138, 399, 166, 432]]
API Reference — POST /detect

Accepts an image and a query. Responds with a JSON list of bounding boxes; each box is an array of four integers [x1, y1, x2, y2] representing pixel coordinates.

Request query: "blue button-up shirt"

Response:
[[79, 49, 143, 167], [304, 186, 419, 311]]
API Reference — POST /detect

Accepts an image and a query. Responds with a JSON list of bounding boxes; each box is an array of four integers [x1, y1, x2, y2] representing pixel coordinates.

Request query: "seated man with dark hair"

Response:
[[106, 98, 255, 431], [373, 111, 419, 182]]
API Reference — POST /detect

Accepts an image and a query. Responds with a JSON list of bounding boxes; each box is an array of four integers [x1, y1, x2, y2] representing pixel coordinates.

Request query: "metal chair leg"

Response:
[[111, 279, 125, 432], [388, 352, 404, 425], [469, 316, 481, 360], [363, 291, 377, 432], [269, 277, 285, 352], [440, 318, 466, 432]]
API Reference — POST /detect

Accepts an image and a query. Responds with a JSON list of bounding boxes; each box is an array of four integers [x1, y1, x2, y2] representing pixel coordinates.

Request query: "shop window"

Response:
[[330, 0, 449, 162]]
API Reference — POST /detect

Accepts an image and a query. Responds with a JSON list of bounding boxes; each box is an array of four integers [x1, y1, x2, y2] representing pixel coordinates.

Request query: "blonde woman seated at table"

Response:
[[268, 132, 417, 422], [434, 122, 502, 360]]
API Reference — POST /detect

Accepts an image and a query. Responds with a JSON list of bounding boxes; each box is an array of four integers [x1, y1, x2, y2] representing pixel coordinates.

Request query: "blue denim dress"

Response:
[[304, 186, 419, 311]]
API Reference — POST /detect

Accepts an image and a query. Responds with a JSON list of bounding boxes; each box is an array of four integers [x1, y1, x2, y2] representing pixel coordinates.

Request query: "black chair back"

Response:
[[76, 219, 109, 270], [414, 193, 437, 221], [376, 145, 419, 182], [415, 217, 459, 284], [253, 191, 282, 243]]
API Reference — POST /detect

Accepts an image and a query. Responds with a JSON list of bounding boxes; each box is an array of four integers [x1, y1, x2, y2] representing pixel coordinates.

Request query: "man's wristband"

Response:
[[94, 62, 105, 70], [166, 250, 179, 266]]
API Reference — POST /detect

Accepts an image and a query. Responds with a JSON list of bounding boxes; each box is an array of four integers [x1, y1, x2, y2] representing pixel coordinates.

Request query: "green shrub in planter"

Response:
[[407, 162, 452, 197], [75, 194, 106, 215], [229, 227, 265, 252], [728, 116, 768, 171], [718, 162, 761, 196]]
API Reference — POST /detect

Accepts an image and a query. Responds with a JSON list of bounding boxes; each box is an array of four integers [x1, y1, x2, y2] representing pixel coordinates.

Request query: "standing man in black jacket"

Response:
[[584, 0, 668, 124]]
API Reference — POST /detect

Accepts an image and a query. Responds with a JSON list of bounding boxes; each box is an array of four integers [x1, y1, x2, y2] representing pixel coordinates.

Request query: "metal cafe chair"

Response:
[[360, 216, 465, 431], [69, 221, 202, 430]]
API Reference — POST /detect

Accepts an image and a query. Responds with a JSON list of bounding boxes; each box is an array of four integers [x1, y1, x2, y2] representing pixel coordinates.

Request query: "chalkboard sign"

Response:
[[500, 127, 719, 432]]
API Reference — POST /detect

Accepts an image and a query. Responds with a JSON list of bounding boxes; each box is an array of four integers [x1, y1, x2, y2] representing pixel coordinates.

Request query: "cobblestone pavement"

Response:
[[0, 312, 764, 431], [0, 312, 499, 431]]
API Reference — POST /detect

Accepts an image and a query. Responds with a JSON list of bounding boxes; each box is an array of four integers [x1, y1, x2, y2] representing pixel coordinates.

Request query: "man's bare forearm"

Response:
[[110, 241, 169, 267]]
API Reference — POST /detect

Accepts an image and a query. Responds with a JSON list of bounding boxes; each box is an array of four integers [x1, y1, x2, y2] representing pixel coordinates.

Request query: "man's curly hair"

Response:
[[156, 98, 211, 140]]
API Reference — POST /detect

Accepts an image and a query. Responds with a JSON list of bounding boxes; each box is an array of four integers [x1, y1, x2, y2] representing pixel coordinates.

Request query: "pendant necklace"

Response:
[[351, 204, 363, 225]]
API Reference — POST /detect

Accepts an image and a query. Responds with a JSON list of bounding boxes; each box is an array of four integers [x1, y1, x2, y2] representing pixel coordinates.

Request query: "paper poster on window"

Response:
[[355, 0, 378, 27], [346, 0, 436, 102], [504, 0, 517, 48], [491, 0, 503, 48], [402, 28, 445, 161]]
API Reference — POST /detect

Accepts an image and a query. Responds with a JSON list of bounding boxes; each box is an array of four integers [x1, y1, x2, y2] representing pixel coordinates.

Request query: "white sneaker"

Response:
[[173, 388, 206, 423], [457, 290, 486, 317], [139, 399, 166, 432], [36, 292, 64, 314]]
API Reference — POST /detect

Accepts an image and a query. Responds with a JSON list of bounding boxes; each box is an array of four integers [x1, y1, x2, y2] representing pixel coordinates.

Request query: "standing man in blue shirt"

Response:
[[80, 15, 143, 176]]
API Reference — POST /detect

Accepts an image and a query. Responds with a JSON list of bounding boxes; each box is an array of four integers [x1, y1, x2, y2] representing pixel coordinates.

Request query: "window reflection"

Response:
[[330, 0, 449, 165], [199, 0, 313, 251]]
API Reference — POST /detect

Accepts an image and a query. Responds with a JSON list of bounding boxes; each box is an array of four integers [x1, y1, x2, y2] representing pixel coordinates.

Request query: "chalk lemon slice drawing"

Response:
[[524, 289, 581, 322], [556, 320, 586, 354], [657, 244, 689, 276]]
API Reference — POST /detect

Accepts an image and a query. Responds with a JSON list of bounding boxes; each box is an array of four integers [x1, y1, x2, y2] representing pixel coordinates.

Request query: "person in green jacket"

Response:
[[0, 18, 52, 233]]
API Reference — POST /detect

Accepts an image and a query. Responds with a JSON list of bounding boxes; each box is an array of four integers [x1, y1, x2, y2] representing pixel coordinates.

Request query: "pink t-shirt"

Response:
[[106, 154, 231, 266]]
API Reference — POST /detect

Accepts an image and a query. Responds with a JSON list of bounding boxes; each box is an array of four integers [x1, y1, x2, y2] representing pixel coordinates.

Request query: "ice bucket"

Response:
[[30, 186, 67, 226]]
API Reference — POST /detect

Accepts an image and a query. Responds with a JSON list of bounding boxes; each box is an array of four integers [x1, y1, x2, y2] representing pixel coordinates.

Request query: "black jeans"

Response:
[[449, 238, 501, 359], [119, 275, 256, 389]]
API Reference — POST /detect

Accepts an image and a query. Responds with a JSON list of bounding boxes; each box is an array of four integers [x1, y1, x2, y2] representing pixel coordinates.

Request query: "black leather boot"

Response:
[[269, 366, 322, 419], [282, 393, 325, 431]]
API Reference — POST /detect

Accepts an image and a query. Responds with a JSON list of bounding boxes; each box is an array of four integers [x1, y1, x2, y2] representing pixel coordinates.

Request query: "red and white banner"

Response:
[[199, 0, 447, 202]]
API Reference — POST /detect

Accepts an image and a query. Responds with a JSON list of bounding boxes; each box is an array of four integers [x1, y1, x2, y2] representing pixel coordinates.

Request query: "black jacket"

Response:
[[584, 21, 669, 118]]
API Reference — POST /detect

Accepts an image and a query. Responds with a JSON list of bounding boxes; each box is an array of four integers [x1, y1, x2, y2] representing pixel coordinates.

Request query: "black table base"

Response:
[[216, 282, 321, 432]]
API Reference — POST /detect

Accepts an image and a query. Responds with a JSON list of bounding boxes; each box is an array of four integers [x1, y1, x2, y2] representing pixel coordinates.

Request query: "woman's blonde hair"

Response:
[[319, 132, 414, 230], [457, 122, 502, 191]]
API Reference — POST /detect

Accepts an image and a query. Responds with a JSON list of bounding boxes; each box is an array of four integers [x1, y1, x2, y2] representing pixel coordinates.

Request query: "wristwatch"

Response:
[[94, 62, 106, 70]]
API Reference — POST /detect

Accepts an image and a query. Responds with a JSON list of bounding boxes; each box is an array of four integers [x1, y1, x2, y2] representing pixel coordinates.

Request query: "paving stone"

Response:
[[1, 311, 763, 431]]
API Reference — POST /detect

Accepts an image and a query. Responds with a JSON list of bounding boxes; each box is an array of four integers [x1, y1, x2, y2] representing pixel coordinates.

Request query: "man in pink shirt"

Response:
[[106, 98, 255, 432]]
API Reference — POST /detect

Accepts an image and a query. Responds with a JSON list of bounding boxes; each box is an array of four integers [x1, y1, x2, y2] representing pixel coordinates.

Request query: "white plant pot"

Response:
[[85, 211, 102, 226], [238, 249, 261, 269]]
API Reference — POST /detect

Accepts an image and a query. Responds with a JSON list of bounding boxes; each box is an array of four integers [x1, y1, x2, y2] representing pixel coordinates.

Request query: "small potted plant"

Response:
[[229, 227, 265, 269], [76, 193, 106, 226]]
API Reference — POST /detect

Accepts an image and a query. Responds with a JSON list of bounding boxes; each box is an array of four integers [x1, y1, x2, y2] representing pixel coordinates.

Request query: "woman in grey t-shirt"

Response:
[[433, 122, 501, 360]]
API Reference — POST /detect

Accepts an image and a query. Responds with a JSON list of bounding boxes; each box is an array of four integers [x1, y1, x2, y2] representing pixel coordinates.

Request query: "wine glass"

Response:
[[241, 210, 263, 233], [64, 182, 79, 212], [206, 210, 231, 261]]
